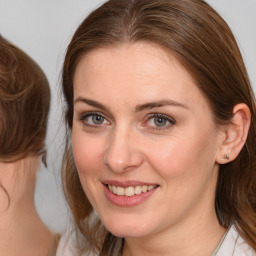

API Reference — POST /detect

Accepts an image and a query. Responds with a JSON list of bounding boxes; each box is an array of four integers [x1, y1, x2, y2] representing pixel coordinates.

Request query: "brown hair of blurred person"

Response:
[[0, 36, 58, 256]]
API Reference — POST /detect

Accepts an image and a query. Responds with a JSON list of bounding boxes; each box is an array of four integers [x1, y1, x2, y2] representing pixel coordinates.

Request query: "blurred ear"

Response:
[[216, 103, 251, 164]]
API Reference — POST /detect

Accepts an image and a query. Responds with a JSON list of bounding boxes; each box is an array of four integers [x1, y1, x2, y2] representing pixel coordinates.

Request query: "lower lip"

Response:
[[103, 185, 158, 207]]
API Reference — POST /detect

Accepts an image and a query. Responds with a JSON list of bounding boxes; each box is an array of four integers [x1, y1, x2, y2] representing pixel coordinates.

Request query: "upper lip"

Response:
[[102, 180, 158, 188]]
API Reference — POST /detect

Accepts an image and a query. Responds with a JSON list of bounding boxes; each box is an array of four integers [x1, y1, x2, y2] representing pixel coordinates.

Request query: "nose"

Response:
[[104, 127, 144, 173]]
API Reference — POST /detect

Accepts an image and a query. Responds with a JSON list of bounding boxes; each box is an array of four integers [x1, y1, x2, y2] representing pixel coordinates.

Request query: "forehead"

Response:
[[75, 42, 184, 82], [73, 42, 209, 112]]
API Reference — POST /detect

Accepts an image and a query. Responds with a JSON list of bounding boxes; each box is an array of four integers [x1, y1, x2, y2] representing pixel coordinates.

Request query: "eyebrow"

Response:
[[74, 97, 190, 112], [135, 100, 190, 112], [74, 97, 108, 111]]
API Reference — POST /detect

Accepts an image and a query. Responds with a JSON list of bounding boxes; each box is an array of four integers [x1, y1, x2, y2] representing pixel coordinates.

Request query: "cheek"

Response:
[[145, 139, 195, 175], [71, 129, 106, 207], [145, 131, 217, 181], [72, 129, 105, 176]]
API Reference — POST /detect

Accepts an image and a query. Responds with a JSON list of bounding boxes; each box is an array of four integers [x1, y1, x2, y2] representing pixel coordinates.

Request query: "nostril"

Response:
[[103, 133, 144, 173]]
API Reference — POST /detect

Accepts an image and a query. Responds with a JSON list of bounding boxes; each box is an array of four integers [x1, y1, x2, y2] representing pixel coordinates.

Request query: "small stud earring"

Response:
[[224, 154, 229, 160]]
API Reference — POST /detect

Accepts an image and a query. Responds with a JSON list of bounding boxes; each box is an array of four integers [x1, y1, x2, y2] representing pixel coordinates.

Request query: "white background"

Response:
[[0, 0, 255, 233]]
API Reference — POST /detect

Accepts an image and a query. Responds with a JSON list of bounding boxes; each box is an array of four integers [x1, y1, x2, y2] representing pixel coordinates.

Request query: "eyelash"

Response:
[[78, 112, 176, 130], [79, 111, 110, 128], [144, 113, 176, 130]]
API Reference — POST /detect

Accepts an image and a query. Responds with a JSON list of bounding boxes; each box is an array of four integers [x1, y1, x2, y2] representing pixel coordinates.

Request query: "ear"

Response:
[[216, 103, 251, 164]]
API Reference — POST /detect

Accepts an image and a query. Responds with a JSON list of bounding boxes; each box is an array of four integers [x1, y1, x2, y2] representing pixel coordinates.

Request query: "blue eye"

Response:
[[80, 112, 109, 127], [152, 117, 167, 127], [91, 115, 105, 124], [147, 114, 175, 129]]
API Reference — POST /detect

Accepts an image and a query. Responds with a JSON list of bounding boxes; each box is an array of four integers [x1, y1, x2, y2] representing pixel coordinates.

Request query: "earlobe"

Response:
[[216, 103, 251, 164]]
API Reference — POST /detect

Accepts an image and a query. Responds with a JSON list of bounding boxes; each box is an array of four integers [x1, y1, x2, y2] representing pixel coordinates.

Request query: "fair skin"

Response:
[[72, 42, 249, 256], [0, 156, 53, 256]]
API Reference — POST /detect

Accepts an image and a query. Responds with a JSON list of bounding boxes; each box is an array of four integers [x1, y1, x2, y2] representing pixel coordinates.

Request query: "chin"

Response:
[[108, 226, 151, 239], [101, 214, 156, 238]]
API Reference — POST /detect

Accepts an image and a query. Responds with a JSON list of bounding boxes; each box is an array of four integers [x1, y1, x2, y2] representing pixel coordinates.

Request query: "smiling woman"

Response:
[[57, 0, 256, 255]]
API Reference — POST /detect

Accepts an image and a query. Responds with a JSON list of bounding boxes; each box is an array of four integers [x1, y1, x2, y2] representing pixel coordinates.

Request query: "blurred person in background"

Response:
[[0, 36, 59, 256]]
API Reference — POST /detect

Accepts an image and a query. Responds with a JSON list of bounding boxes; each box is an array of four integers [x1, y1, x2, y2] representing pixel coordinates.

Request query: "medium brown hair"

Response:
[[61, 0, 256, 254], [0, 36, 50, 162]]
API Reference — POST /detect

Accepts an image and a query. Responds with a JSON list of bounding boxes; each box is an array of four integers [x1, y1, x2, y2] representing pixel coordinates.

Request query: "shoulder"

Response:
[[216, 225, 256, 256], [56, 230, 83, 256], [56, 230, 98, 256], [48, 234, 61, 256], [56, 230, 77, 256]]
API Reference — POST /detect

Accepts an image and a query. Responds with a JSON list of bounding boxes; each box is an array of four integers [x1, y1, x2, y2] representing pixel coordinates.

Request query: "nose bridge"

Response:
[[104, 124, 143, 172]]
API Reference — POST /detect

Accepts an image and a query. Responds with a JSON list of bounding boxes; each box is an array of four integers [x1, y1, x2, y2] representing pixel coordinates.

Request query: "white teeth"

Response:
[[134, 186, 142, 195], [108, 184, 157, 196], [112, 185, 117, 194], [125, 187, 135, 197], [142, 185, 148, 192], [148, 185, 154, 191], [116, 186, 125, 196]]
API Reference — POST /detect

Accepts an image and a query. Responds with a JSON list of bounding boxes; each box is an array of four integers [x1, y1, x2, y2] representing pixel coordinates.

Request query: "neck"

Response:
[[0, 156, 53, 256]]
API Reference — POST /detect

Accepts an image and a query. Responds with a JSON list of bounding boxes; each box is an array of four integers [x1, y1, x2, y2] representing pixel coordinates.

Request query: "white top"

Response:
[[215, 225, 255, 256], [56, 225, 255, 256]]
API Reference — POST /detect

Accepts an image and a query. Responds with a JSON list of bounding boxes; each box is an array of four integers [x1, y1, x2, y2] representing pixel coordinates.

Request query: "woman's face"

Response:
[[72, 42, 224, 239]]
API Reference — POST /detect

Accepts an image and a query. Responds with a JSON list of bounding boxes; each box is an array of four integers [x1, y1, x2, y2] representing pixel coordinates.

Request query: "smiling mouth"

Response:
[[107, 184, 158, 197]]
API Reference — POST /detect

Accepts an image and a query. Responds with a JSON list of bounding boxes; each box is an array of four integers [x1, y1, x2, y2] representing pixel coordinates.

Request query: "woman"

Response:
[[0, 36, 59, 255], [58, 0, 256, 255]]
